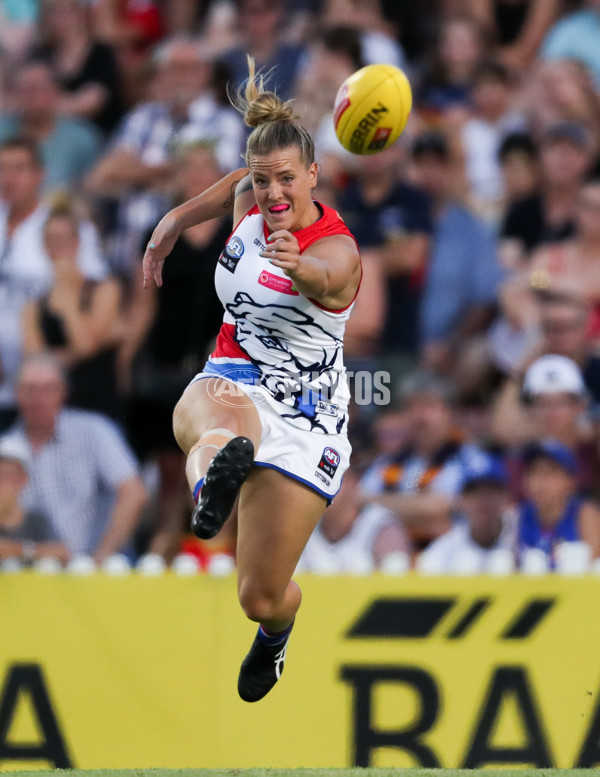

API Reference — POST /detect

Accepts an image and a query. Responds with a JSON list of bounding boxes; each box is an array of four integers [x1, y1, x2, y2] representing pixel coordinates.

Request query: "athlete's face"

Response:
[[249, 146, 318, 233]]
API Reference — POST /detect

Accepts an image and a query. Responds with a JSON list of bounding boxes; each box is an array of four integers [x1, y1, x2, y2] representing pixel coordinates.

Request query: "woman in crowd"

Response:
[[21, 200, 122, 419]]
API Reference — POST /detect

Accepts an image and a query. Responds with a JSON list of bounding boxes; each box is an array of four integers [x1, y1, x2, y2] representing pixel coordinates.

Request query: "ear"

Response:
[[308, 161, 318, 189]]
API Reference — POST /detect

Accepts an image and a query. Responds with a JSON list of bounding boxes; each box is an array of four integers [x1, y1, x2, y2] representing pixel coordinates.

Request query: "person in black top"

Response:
[[34, 0, 123, 135], [119, 142, 230, 559], [500, 122, 595, 264], [21, 201, 123, 420], [337, 143, 433, 370]]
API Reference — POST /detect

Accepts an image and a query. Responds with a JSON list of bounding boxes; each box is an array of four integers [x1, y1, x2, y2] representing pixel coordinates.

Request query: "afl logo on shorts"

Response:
[[218, 236, 245, 273], [318, 446, 340, 479]]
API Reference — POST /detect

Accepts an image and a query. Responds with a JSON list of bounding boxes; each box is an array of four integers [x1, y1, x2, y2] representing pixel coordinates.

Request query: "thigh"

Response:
[[173, 377, 262, 454], [236, 467, 326, 601]]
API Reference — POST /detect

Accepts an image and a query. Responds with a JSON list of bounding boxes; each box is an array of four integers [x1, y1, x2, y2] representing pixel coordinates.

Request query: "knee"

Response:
[[238, 583, 279, 623]]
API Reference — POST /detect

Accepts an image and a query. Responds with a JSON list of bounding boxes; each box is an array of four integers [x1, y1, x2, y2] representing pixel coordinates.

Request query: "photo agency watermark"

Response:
[[205, 367, 391, 408]]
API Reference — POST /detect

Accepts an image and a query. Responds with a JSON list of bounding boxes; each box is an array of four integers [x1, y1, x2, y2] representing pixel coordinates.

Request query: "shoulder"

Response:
[[297, 202, 358, 253]]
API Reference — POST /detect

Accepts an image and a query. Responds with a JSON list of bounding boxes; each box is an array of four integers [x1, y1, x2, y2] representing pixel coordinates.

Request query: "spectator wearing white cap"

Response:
[[517, 438, 600, 564], [0, 434, 69, 566], [492, 354, 600, 499], [417, 450, 517, 574]]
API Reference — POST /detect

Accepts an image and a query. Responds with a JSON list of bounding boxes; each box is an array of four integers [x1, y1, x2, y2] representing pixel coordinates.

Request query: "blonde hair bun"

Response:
[[234, 56, 298, 128]]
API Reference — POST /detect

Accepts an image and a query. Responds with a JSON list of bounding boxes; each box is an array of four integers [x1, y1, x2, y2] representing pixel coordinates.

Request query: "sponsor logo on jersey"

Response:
[[317, 446, 341, 479], [316, 399, 339, 417], [258, 271, 299, 295], [227, 236, 244, 258], [218, 236, 245, 274]]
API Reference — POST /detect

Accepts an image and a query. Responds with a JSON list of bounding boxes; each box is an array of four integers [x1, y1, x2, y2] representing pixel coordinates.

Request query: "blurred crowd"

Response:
[[1, 0, 600, 575]]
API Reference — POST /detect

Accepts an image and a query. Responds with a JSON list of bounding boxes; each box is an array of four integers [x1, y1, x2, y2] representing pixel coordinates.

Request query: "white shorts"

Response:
[[189, 359, 352, 502]]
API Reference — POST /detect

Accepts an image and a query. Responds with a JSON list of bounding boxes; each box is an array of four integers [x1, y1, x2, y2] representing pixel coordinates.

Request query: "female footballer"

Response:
[[142, 59, 361, 702]]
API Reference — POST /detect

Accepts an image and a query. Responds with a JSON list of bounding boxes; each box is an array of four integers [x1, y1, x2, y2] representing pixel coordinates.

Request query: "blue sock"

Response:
[[257, 622, 293, 646], [193, 477, 204, 504]]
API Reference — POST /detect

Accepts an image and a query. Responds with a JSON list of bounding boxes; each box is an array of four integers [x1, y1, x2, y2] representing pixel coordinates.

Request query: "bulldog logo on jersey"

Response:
[[317, 446, 341, 479], [218, 236, 245, 273]]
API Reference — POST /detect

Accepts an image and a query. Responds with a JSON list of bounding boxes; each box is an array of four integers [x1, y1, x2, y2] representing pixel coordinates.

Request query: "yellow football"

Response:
[[333, 63, 412, 155]]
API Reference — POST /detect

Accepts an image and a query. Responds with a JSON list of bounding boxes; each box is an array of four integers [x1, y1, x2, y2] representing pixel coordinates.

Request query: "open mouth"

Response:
[[269, 204, 290, 213]]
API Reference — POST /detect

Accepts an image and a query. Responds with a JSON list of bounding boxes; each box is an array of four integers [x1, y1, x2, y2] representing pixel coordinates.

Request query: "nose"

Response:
[[267, 181, 283, 201]]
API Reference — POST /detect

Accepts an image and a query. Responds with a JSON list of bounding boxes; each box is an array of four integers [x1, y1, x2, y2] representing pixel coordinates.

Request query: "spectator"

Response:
[[498, 132, 540, 222], [492, 354, 600, 498], [296, 24, 364, 140], [0, 136, 107, 430], [360, 371, 474, 549], [541, 0, 600, 89], [9, 353, 147, 562], [518, 439, 600, 563], [297, 466, 410, 573], [0, 1, 39, 66], [522, 59, 600, 141], [337, 143, 433, 375], [466, 0, 560, 72], [417, 15, 486, 121], [501, 177, 600, 341], [86, 34, 244, 274], [0, 433, 69, 566], [500, 121, 595, 265], [534, 296, 600, 410], [0, 60, 103, 193], [21, 201, 123, 420], [118, 142, 231, 560], [222, 0, 305, 101], [457, 60, 526, 222], [410, 131, 502, 378], [319, 0, 407, 71], [417, 451, 517, 573], [90, 0, 167, 106], [34, 0, 124, 136]]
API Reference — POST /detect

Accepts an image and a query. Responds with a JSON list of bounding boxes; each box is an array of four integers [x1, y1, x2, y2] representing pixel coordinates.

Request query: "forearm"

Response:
[[86, 151, 171, 195], [94, 479, 147, 564], [286, 253, 329, 299], [368, 492, 452, 529], [380, 236, 429, 276], [508, 0, 560, 61], [58, 307, 100, 358], [490, 378, 532, 445]]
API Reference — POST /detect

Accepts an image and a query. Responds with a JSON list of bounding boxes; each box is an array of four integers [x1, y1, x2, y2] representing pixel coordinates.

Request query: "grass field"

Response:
[[2, 769, 596, 777]]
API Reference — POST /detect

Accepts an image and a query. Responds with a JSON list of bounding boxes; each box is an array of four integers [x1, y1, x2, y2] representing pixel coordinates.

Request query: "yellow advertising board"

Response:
[[1, 573, 600, 770]]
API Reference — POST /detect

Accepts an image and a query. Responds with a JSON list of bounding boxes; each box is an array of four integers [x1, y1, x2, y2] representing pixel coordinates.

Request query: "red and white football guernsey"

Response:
[[207, 201, 358, 436], [190, 201, 359, 501]]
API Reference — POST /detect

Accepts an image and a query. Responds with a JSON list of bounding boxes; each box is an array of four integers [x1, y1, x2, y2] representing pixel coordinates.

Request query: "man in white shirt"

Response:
[[7, 354, 147, 562], [0, 136, 107, 429], [417, 451, 517, 574]]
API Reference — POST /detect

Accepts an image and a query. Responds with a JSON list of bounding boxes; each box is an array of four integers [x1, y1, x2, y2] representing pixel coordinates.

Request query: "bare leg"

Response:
[[236, 467, 326, 632], [172, 378, 262, 494]]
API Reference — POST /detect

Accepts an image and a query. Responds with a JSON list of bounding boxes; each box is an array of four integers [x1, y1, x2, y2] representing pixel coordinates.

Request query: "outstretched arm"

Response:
[[143, 167, 251, 288]]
